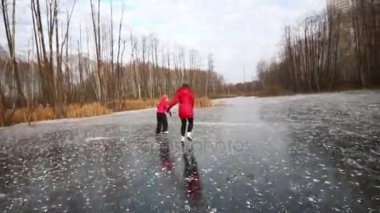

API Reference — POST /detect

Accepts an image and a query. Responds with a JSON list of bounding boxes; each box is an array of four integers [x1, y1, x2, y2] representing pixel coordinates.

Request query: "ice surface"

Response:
[[0, 90, 379, 212]]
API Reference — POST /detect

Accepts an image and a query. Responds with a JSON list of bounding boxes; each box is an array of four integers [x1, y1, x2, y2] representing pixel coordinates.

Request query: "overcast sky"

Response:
[[0, 0, 326, 83]]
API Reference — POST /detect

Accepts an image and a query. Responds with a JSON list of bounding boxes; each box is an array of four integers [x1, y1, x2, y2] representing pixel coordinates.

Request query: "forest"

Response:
[[0, 0, 226, 126], [257, 0, 379, 93], [1, 0, 379, 126]]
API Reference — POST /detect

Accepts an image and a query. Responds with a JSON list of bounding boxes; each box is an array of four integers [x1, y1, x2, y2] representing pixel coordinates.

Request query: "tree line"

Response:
[[0, 0, 225, 125], [257, 0, 380, 92]]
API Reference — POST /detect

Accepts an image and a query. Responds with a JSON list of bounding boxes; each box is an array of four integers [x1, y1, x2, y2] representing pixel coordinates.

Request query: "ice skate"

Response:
[[186, 132, 192, 141]]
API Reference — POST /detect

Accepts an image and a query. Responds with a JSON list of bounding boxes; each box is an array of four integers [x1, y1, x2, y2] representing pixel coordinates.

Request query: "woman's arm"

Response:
[[167, 91, 179, 111]]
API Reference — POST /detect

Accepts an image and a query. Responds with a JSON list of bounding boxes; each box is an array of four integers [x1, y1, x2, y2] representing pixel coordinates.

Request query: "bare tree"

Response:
[[90, 0, 104, 102], [206, 53, 214, 96], [1, 0, 26, 106], [115, 6, 124, 100], [31, 0, 55, 106]]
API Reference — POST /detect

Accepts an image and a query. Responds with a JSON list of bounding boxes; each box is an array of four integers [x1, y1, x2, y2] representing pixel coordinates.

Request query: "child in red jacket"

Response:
[[156, 95, 170, 134], [167, 83, 194, 142]]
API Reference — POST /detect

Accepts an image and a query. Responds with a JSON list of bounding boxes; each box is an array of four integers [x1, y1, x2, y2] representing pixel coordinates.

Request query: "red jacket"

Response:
[[156, 96, 169, 113], [186, 171, 202, 198], [168, 87, 194, 119]]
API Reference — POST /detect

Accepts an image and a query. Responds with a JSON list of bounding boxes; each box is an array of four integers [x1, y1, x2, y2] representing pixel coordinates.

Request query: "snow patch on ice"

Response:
[[84, 137, 119, 142]]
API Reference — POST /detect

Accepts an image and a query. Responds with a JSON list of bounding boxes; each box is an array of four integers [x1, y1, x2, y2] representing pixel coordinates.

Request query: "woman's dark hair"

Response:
[[181, 82, 190, 88]]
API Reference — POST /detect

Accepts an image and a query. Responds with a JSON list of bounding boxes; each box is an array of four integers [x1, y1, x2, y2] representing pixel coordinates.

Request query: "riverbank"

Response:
[[2, 97, 212, 127], [212, 84, 380, 99]]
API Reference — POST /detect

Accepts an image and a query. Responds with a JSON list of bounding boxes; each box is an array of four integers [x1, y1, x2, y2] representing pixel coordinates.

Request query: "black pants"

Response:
[[181, 118, 194, 136], [156, 113, 168, 134]]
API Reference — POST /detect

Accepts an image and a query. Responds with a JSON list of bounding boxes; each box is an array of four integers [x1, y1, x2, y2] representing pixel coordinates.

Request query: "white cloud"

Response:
[[0, 0, 326, 83]]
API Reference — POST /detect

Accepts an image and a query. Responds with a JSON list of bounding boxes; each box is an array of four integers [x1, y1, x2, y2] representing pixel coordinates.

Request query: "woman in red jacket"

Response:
[[167, 83, 195, 142]]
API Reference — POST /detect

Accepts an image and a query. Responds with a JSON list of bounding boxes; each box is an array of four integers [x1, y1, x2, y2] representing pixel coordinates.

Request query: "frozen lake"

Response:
[[0, 90, 379, 212]]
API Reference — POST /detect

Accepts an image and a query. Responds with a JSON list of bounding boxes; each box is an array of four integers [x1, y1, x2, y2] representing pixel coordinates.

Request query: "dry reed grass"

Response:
[[195, 97, 212, 108], [5, 98, 212, 126]]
